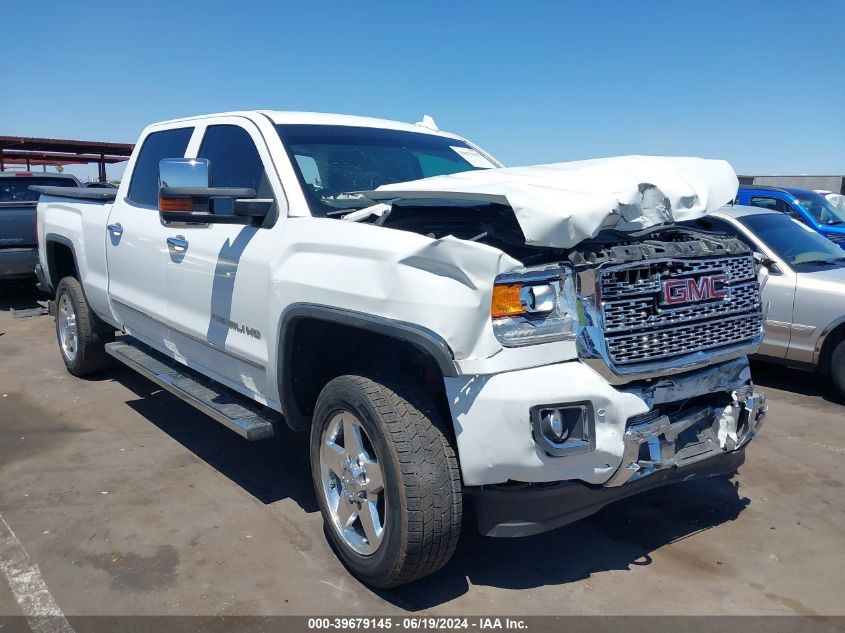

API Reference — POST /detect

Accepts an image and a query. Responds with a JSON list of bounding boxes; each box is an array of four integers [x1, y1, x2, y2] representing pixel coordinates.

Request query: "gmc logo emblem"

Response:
[[662, 274, 728, 305]]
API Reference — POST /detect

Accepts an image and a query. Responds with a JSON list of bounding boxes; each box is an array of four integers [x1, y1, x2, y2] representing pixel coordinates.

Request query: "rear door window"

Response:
[[127, 128, 193, 206]]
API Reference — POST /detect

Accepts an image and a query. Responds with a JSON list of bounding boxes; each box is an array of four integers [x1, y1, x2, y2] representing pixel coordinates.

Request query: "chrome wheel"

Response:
[[319, 411, 386, 555], [57, 293, 78, 362]]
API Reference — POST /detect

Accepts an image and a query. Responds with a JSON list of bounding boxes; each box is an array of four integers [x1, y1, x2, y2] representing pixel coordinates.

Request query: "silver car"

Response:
[[684, 205, 845, 399]]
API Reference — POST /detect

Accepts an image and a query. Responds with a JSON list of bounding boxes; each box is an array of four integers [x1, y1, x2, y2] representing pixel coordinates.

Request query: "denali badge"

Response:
[[211, 314, 261, 340], [662, 274, 728, 305]]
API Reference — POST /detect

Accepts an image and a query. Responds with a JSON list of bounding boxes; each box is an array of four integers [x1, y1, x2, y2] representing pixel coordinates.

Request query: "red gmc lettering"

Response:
[[663, 274, 727, 305]]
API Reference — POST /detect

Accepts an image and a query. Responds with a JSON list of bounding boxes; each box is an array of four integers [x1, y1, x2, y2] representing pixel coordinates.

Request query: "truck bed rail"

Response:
[[30, 186, 118, 201]]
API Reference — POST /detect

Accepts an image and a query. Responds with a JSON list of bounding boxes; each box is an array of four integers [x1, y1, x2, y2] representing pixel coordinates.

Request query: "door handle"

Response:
[[107, 223, 123, 236], [167, 235, 189, 251]]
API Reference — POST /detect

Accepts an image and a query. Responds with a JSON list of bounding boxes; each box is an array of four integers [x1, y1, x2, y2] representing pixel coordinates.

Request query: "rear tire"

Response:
[[310, 373, 462, 588], [830, 339, 845, 400], [55, 277, 113, 376]]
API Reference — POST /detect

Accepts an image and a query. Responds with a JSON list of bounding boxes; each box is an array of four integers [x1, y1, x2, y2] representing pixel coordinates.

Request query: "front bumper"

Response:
[[604, 390, 765, 487], [450, 357, 767, 538], [0, 247, 37, 279], [474, 448, 746, 537], [445, 356, 760, 487]]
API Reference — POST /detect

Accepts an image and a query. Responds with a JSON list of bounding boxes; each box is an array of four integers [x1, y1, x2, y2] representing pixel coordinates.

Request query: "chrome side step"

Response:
[[105, 338, 276, 441]]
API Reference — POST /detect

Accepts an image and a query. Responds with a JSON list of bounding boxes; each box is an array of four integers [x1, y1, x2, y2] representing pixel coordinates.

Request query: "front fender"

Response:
[[268, 219, 521, 363]]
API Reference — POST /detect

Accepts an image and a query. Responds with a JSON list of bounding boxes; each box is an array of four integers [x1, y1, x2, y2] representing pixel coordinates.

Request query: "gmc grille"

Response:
[[598, 255, 763, 366]]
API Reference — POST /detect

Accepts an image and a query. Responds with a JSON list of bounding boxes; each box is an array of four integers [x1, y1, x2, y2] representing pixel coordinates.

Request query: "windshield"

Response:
[[738, 213, 845, 270], [0, 176, 78, 203], [792, 190, 845, 226], [276, 124, 495, 216]]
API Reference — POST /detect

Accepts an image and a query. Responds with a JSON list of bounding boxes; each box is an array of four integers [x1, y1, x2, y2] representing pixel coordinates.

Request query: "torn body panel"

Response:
[[367, 155, 739, 248], [269, 218, 523, 367]]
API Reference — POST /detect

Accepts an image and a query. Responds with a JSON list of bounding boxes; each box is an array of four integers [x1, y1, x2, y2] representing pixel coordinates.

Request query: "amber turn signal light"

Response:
[[491, 283, 524, 318], [159, 197, 194, 212]]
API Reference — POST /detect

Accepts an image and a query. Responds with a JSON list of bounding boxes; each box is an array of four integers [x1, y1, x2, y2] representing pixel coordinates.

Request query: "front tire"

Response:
[[310, 374, 462, 588], [830, 338, 845, 400], [55, 277, 113, 376]]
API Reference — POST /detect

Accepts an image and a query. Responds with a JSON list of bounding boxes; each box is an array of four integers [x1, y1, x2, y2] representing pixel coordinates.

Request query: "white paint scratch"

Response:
[[0, 513, 75, 633]]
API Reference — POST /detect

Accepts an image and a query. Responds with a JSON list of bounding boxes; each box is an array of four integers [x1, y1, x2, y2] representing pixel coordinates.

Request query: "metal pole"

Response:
[[0, 149, 4, 172], [99, 154, 106, 182]]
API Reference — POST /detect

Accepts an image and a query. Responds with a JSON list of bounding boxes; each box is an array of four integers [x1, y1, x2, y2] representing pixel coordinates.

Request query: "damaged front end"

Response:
[[437, 225, 768, 537], [335, 155, 772, 538], [471, 360, 768, 538], [607, 360, 767, 487]]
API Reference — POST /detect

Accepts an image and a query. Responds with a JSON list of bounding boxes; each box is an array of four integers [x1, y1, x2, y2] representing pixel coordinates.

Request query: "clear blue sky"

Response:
[[4, 0, 844, 180]]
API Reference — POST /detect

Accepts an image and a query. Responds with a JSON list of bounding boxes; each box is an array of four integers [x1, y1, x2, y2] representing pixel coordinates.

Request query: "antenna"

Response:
[[415, 114, 439, 131]]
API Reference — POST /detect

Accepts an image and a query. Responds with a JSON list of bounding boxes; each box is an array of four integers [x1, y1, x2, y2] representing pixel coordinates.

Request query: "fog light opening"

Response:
[[542, 409, 569, 442], [531, 403, 595, 457]]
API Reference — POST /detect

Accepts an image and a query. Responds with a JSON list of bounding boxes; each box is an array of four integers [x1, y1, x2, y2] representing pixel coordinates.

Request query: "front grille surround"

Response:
[[578, 253, 763, 377], [605, 311, 764, 364], [603, 281, 759, 333], [599, 256, 755, 299]]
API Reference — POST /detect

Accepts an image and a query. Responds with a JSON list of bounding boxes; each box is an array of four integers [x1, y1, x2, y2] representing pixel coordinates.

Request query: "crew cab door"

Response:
[[162, 120, 282, 403], [106, 126, 193, 344]]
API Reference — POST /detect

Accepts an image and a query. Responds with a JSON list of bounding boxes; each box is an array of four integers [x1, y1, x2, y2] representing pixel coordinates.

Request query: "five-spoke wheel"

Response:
[[57, 291, 78, 362], [54, 277, 113, 376], [310, 374, 462, 588], [320, 411, 386, 555]]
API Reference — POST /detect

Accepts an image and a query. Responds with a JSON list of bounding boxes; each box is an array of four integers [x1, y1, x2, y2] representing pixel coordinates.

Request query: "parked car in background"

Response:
[[0, 172, 80, 282], [736, 185, 845, 248], [817, 190, 845, 212], [684, 206, 845, 399]]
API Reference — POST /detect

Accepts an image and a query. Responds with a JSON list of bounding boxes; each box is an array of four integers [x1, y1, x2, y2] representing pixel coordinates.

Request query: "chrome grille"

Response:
[[606, 312, 763, 364], [598, 255, 762, 366], [603, 281, 759, 332], [600, 256, 755, 299]]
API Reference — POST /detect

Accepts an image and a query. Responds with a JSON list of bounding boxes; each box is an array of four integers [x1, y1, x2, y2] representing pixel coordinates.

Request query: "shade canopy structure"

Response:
[[0, 135, 134, 181]]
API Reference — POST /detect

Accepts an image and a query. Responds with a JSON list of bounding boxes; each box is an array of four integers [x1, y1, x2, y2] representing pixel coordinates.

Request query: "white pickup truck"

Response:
[[35, 111, 767, 587]]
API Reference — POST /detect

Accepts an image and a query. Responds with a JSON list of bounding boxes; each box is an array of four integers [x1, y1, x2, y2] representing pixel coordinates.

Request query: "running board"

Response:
[[105, 338, 276, 441]]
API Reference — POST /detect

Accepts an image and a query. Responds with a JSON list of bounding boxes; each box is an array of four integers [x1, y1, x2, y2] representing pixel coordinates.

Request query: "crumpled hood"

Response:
[[367, 155, 739, 248]]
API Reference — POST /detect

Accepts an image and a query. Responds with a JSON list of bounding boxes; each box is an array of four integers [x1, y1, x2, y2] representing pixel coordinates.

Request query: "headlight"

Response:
[[491, 266, 578, 346]]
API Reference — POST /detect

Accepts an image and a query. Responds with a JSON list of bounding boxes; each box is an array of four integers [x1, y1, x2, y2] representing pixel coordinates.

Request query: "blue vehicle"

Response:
[[735, 185, 845, 248]]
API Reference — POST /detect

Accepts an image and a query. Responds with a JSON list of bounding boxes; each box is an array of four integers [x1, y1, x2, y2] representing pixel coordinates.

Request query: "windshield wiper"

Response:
[[321, 191, 377, 212], [798, 257, 845, 266], [327, 202, 393, 222]]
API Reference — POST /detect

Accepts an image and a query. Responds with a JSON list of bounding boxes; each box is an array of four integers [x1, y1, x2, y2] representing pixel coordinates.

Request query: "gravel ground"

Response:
[[1, 282, 843, 618]]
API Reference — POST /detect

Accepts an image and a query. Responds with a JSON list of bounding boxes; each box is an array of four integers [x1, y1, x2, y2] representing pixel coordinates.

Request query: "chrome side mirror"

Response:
[[158, 158, 271, 224], [159, 158, 210, 191]]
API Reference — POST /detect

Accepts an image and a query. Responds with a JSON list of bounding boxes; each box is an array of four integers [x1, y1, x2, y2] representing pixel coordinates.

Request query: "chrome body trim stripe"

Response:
[[111, 299, 266, 371]]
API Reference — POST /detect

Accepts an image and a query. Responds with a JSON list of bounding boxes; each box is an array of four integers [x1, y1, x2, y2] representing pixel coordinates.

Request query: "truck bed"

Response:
[[30, 186, 118, 201]]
